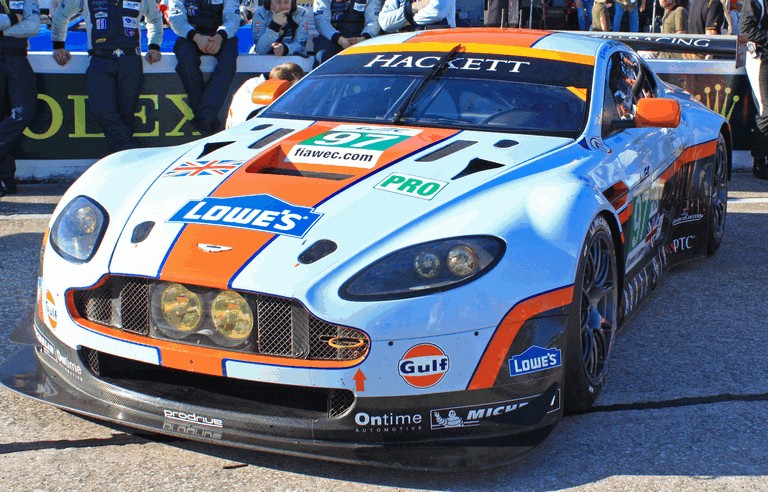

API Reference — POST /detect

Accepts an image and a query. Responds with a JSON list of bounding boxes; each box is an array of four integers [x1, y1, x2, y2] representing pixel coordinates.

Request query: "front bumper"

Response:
[[1, 317, 562, 470]]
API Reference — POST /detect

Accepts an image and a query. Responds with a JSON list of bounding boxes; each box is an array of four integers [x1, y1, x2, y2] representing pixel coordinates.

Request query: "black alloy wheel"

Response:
[[707, 133, 729, 256], [565, 216, 618, 413]]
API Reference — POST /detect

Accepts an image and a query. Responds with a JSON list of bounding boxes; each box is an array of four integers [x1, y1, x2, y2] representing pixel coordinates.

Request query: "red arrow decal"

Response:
[[353, 369, 366, 392]]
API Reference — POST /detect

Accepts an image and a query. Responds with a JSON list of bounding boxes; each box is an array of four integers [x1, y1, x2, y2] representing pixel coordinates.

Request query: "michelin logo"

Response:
[[509, 346, 562, 377], [169, 194, 322, 238]]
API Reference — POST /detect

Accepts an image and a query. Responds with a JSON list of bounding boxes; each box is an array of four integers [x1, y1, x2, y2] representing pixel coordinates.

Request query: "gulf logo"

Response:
[[44, 291, 57, 330], [398, 344, 450, 389]]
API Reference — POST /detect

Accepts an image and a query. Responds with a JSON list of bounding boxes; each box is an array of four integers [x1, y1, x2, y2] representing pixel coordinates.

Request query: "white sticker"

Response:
[[123, 1, 141, 10], [123, 16, 138, 28]]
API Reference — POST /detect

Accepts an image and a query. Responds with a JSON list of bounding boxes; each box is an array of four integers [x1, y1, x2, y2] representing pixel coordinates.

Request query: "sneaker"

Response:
[[1, 179, 17, 194], [754, 158, 768, 180]]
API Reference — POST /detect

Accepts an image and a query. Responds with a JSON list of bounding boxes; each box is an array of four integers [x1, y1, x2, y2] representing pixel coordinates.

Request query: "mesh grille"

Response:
[[83, 347, 100, 375], [73, 282, 113, 326], [119, 279, 150, 335], [71, 276, 368, 362], [329, 389, 356, 418], [257, 295, 293, 356]]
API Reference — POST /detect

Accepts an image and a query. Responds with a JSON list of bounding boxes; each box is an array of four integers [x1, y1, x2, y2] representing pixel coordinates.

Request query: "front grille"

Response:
[[72, 276, 368, 361], [80, 348, 356, 419]]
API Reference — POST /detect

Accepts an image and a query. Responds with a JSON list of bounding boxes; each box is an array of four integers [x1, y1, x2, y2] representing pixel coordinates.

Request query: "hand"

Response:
[[272, 10, 289, 26], [15, 13, 23, 22], [347, 36, 364, 45], [639, 0, 646, 11], [146, 49, 162, 64], [206, 33, 223, 55], [271, 42, 286, 56], [411, 0, 430, 11], [337, 36, 352, 49], [193, 33, 211, 52], [53, 48, 72, 66]]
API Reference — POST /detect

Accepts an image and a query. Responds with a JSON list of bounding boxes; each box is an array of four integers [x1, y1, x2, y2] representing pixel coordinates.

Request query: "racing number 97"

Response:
[[314, 132, 401, 148]]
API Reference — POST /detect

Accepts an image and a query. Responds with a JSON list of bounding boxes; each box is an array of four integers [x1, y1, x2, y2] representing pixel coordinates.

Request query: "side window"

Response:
[[602, 51, 654, 138]]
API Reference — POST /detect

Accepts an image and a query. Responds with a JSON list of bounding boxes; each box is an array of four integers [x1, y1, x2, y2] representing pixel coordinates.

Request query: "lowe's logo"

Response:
[[375, 173, 447, 200], [509, 346, 562, 377], [169, 194, 322, 238]]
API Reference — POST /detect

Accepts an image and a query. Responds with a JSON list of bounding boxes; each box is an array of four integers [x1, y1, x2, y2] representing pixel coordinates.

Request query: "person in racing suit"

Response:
[[741, 0, 768, 178], [378, 0, 455, 32], [0, 0, 39, 195], [52, 0, 163, 154], [312, 0, 382, 67], [248, 0, 309, 56], [168, 0, 240, 135]]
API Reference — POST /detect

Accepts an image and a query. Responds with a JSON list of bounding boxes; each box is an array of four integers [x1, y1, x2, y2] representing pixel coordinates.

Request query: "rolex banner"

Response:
[[16, 55, 753, 169]]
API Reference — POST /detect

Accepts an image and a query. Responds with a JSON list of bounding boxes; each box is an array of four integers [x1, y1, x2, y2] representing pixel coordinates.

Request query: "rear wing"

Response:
[[578, 32, 748, 69]]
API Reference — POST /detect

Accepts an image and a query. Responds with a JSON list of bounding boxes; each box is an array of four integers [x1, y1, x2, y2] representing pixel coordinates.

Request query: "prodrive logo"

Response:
[[163, 410, 224, 428]]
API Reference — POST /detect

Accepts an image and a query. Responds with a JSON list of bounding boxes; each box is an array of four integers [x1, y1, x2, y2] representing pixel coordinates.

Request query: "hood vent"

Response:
[[416, 140, 476, 162], [197, 141, 235, 158], [299, 240, 338, 264], [452, 157, 505, 180], [494, 139, 519, 148], [257, 168, 352, 181], [251, 124, 272, 131], [249, 128, 294, 149]]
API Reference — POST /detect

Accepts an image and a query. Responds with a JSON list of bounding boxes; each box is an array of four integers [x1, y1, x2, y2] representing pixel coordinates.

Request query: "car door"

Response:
[[600, 51, 682, 274]]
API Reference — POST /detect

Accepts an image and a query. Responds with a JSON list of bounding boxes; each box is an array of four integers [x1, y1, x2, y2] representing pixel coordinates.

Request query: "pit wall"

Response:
[[16, 54, 751, 180]]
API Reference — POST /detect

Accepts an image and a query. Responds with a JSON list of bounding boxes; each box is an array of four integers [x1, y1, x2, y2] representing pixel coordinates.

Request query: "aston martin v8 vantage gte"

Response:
[[0, 29, 730, 469]]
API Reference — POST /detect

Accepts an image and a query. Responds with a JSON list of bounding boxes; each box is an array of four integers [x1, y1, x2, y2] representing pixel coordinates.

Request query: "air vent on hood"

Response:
[[299, 240, 338, 264], [452, 157, 505, 180], [251, 124, 272, 131], [197, 141, 235, 158], [416, 140, 476, 162], [256, 168, 352, 181], [494, 139, 519, 148], [131, 221, 155, 244], [249, 128, 294, 149]]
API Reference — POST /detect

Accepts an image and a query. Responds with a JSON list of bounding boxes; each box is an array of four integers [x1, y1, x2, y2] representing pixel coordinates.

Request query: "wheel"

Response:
[[707, 133, 728, 256], [564, 216, 618, 413]]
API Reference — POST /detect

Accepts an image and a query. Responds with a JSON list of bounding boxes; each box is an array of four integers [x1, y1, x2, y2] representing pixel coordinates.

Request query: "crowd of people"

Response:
[[0, 0, 766, 196]]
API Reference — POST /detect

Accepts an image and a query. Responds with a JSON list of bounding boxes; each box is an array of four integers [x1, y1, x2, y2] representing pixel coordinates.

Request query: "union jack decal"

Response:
[[163, 160, 244, 177]]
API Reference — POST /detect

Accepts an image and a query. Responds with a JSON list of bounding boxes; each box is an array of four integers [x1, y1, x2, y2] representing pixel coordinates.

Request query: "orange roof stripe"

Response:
[[405, 28, 554, 47], [341, 42, 595, 66]]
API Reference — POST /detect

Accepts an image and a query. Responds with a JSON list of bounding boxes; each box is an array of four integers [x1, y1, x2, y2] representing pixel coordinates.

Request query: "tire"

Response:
[[707, 133, 729, 256], [564, 216, 619, 413]]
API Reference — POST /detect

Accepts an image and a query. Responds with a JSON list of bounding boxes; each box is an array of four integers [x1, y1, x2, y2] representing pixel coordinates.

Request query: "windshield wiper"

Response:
[[392, 44, 462, 125]]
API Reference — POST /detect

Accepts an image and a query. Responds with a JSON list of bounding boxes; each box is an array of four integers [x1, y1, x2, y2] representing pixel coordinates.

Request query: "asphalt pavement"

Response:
[[0, 175, 766, 491]]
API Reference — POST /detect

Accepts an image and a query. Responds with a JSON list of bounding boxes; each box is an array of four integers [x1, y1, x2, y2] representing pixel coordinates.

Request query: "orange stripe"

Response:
[[468, 285, 573, 390], [341, 42, 595, 65], [66, 293, 368, 375], [160, 123, 457, 289], [404, 28, 553, 47], [618, 201, 633, 224], [660, 139, 717, 183]]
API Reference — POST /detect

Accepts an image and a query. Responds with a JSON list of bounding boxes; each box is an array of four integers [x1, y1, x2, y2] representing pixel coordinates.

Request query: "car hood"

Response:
[[108, 119, 572, 296]]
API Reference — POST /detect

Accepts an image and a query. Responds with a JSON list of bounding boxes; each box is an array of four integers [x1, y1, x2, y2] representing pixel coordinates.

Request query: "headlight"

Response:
[[159, 283, 203, 333], [211, 291, 254, 343], [340, 236, 505, 301], [49, 196, 108, 263]]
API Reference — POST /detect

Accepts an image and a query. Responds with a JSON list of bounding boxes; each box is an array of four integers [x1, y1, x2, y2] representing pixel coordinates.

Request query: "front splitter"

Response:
[[1, 320, 561, 470]]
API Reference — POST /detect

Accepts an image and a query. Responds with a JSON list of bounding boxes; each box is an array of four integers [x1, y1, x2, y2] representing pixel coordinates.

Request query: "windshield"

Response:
[[262, 50, 594, 137]]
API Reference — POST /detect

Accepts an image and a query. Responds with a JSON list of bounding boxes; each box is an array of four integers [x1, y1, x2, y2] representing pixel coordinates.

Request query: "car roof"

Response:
[[354, 28, 606, 62]]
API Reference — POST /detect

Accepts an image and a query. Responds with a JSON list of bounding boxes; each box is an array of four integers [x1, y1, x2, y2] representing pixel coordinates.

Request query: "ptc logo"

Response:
[[375, 173, 447, 200], [398, 343, 449, 388]]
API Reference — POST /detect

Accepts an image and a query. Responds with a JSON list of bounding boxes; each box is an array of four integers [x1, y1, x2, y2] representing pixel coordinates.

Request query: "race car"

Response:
[[1, 28, 730, 470]]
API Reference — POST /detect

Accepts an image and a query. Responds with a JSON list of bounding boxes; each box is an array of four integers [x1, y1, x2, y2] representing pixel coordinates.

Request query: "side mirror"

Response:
[[251, 79, 291, 106], [635, 98, 681, 128]]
